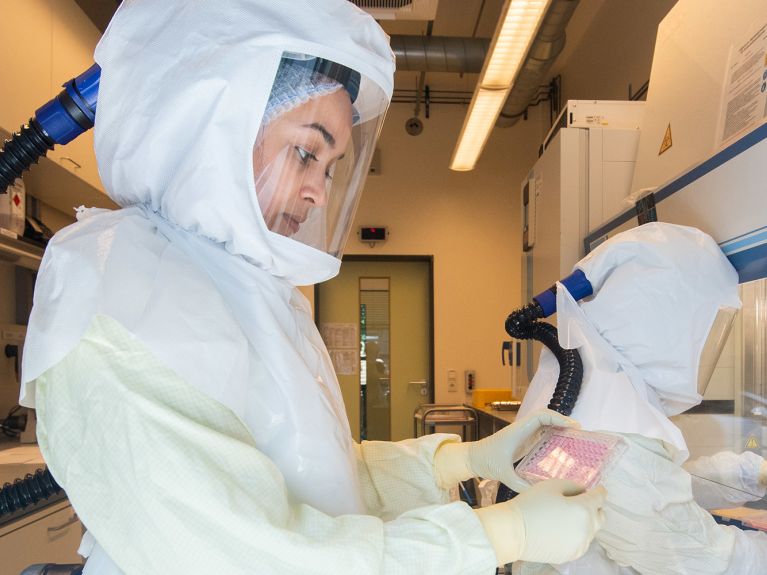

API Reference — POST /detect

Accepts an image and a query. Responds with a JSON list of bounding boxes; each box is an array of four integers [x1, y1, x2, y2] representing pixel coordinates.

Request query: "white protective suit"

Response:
[[513, 223, 767, 575], [18, 1, 504, 573]]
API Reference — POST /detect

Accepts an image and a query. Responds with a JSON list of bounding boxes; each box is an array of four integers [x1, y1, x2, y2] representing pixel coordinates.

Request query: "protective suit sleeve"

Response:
[[727, 526, 767, 575], [35, 315, 498, 575], [595, 434, 737, 575], [512, 541, 638, 575], [355, 435, 456, 520], [683, 451, 767, 510]]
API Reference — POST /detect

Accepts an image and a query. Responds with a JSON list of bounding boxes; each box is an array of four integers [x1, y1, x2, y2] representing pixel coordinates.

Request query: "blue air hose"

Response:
[[0, 64, 101, 192]]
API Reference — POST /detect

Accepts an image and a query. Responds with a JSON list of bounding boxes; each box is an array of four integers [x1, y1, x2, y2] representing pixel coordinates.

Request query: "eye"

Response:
[[294, 146, 317, 165]]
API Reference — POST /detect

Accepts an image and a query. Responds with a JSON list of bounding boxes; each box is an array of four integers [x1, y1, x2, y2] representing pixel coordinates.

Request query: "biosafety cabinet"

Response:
[[580, 0, 767, 464], [520, 100, 644, 383]]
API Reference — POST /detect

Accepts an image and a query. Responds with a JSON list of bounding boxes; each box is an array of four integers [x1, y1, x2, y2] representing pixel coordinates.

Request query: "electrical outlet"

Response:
[[465, 369, 476, 393], [447, 369, 457, 392]]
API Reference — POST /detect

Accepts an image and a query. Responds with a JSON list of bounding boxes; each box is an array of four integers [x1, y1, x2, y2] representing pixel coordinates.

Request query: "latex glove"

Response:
[[475, 479, 606, 565], [434, 408, 579, 491]]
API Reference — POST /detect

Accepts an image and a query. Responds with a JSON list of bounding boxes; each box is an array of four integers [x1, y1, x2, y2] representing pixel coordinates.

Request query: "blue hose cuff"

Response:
[[533, 289, 557, 317], [561, 269, 593, 302], [532, 269, 593, 318]]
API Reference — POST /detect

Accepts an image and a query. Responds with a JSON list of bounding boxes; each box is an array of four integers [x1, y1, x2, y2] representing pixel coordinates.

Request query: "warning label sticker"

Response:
[[659, 123, 673, 155]]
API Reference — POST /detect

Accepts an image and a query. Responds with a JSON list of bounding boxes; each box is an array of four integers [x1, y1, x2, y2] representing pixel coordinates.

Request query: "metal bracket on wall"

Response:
[[635, 193, 658, 225]]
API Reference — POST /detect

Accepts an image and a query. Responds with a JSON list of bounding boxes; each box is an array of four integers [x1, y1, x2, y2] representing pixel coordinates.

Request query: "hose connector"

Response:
[[1, 63, 100, 193]]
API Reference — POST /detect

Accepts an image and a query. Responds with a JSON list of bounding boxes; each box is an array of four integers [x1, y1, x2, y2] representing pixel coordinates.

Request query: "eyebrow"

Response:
[[303, 123, 336, 147]]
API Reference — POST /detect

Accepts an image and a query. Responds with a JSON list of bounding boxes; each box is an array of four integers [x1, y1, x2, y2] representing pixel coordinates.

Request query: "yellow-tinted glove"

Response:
[[434, 408, 579, 491], [475, 479, 607, 565], [759, 460, 767, 487]]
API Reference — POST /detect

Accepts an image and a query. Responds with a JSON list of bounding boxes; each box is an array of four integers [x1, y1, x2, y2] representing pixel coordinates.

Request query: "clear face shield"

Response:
[[252, 53, 389, 257], [696, 306, 739, 395]]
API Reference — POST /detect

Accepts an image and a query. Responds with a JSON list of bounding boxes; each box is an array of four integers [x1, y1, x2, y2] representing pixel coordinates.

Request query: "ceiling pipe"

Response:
[[390, 0, 579, 128], [496, 0, 579, 127], [390, 35, 489, 74]]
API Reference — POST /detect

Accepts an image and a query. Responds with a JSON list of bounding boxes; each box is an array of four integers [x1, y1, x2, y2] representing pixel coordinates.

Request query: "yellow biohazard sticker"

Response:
[[659, 123, 673, 155], [746, 436, 759, 449]]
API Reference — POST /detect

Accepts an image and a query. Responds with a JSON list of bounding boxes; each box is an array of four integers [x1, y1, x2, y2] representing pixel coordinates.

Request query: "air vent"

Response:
[[350, 0, 438, 20]]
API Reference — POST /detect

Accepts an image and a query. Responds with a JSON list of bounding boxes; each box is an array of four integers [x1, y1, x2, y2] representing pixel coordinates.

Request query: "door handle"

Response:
[[502, 341, 511, 365], [408, 380, 429, 397]]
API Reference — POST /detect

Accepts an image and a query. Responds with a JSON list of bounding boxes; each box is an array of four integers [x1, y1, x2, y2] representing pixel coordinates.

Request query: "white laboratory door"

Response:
[[317, 258, 432, 442]]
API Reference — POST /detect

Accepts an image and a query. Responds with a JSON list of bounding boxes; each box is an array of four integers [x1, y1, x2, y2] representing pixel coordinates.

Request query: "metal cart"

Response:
[[413, 404, 479, 441]]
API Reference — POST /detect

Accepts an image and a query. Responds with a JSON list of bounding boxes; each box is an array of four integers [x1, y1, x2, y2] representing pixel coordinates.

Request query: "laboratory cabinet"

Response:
[[0, 500, 83, 574], [0, 0, 106, 197]]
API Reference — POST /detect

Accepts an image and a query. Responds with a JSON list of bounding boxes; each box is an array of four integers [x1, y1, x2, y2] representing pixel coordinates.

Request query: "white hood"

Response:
[[94, 0, 394, 285], [519, 224, 740, 461], [576, 223, 740, 415]]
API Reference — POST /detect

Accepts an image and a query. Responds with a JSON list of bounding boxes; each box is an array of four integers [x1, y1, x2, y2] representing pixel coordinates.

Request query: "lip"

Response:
[[281, 213, 306, 234]]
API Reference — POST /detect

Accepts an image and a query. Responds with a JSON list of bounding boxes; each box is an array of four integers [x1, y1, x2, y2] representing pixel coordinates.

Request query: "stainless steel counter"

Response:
[[473, 404, 518, 425], [470, 404, 517, 438]]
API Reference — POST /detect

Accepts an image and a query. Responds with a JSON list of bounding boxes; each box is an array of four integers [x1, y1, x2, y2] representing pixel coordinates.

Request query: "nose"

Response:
[[300, 166, 329, 207]]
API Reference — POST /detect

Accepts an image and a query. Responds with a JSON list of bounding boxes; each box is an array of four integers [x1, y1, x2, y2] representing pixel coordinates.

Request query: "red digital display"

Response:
[[360, 227, 386, 241]]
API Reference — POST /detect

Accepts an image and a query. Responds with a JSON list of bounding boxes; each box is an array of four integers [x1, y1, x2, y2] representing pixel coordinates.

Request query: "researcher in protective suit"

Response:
[[18, 1, 605, 573], [513, 223, 767, 575]]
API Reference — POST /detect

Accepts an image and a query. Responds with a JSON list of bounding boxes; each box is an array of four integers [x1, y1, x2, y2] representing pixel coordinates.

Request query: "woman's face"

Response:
[[253, 89, 353, 236]]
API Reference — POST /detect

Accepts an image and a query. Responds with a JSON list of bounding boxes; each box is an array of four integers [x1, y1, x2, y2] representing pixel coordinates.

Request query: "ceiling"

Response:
[[73, 0, 600, 108]]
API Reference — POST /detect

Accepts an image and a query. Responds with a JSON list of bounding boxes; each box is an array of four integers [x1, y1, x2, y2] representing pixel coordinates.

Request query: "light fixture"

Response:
[[450, 0, 551, 171]]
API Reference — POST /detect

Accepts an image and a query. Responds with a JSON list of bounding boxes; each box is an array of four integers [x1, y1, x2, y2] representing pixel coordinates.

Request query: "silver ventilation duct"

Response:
[[390, 0, 579, 128], [390, 35, 488, 74]]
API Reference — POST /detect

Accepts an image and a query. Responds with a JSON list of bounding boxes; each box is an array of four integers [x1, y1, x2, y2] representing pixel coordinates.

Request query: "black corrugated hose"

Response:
[[504, 301, 583, 416], [0, 120, 55, 192], [0, 467, 63, 517], [495, 300, 584, 510]]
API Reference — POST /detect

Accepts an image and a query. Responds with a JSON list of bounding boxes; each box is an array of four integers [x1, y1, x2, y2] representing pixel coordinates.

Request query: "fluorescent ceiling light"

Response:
[[450, 0, 551, 171], [450, 88, 510, 171]]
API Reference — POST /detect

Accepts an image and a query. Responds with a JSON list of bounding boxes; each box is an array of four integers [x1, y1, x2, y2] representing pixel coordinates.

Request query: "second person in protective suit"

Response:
[[19, 1, 605, 574], [513, 223, 767, 575]]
